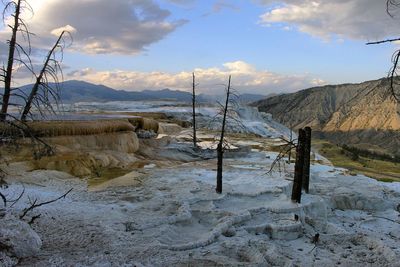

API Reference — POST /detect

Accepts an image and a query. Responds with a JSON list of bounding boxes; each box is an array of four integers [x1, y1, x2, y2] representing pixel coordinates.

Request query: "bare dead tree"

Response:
[[1, 0, 69, 122], [0, 1, 58, 205], [21, 30, 69, 121], [1, 0, 22, 121], [0, 0, 67, 159], [216, 75, 232, 194], [0, 2, 71, 225], [1, 0, 35, 121], [192, 72, 197, 148]]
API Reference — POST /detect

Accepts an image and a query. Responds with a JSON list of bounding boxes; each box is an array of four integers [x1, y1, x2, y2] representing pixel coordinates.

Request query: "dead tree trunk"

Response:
[[216, 75, 231, 194], [302, 127, 312, 193], [291, 128, 306, 203], [21, 31, 66, 121], [1, 0, 22, 121], [192, 72, 197, 148], [216, 143, 223, 193]]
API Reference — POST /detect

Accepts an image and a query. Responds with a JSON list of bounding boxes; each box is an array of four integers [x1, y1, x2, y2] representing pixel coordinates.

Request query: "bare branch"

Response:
[[366, 38, 400, 45], [267, 140, 297, 175], [388, 50, 400, 101], [9, 185, 25, 208], [387, 0, 400, 17], [20, 188, 72, 219]]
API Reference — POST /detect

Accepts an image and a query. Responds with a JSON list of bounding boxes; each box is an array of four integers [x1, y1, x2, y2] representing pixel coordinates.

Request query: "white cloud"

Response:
[[50, 25, 77, 37], [66, 61, 325, 95], [259, 0, 400, 41], [1, 0, 186, 55]]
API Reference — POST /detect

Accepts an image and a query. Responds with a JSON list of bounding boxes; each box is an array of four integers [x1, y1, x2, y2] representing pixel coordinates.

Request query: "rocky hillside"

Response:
[[254, 78, 400, 155]]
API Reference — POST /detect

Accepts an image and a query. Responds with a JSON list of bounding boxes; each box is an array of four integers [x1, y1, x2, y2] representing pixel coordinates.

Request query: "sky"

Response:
[[1, 0, 400, 95]]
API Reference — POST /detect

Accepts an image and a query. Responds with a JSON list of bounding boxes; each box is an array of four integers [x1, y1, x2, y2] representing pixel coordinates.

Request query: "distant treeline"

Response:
[[341, 144, 400, 163]]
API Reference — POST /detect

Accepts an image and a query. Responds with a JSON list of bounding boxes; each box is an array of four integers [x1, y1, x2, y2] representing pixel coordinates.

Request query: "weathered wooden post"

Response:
[[302, 127, 312, 193], [291, 128, 306, 203]]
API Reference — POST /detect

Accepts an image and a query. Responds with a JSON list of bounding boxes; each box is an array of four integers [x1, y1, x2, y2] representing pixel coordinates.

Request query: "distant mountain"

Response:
[[60, 80, 206, 102], [6, 80, 203, 103], [198, 92, 268, 104], [253, 77, 400, 155], [57, 81, 147, 102], [140, 88, 195, 102], [5, 80, 267, 103]]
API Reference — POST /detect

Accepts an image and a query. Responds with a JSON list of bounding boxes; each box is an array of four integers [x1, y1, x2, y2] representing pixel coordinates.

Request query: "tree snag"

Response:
[[291, 128, 306, 203], [192, 72, 197, 148], [21, 31, 66, 121], [216, 75, 232, 194], [302, 127, 312, 193], [1, 0, 22, 121]]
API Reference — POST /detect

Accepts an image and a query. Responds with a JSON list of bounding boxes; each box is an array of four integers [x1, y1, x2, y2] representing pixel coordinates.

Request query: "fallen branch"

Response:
[[20, 188, 72, 219]]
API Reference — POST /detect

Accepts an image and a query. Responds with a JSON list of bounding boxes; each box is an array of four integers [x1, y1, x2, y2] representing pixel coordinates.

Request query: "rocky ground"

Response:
[[1, 129, 400, 266]]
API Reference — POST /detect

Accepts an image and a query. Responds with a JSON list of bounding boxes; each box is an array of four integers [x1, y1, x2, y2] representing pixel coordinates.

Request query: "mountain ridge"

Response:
[[253, 77, 400, 155], [5, 80, 267, 104]]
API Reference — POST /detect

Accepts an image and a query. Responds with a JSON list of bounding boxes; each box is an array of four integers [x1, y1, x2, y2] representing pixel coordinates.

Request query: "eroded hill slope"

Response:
[[254, 78, 400, 154]]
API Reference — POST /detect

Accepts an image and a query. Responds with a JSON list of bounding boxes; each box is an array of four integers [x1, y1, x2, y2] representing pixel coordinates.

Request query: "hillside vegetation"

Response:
[[313, 139, 400, 182]]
